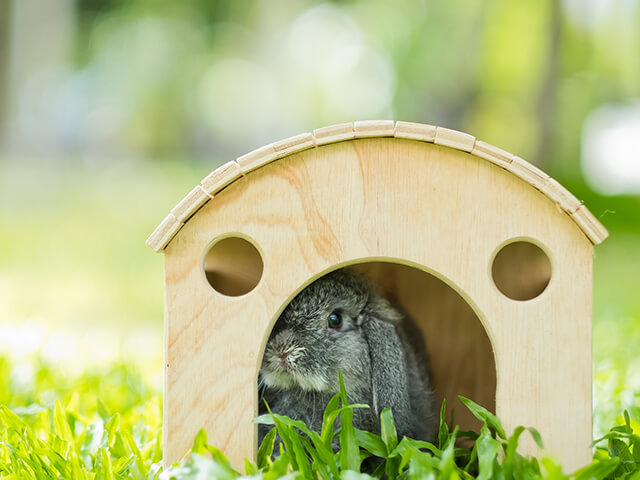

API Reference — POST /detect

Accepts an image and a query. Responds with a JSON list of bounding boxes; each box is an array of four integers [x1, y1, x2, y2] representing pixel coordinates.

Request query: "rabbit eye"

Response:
[[327, 312, 343, 329]]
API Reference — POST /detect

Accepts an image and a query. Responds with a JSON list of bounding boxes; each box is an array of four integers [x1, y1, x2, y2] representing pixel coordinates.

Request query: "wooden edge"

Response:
[[508, 156, 550, 190], [201, 161, 243, 196], [236, 144, 278, 174], [434, 126, 475, 152], [146, 213, 183, 252], [394, 121, 437, 142], [237, 133, 315, 174], [471, 140, 514, 169], [148, 121, 609, 251], [313, 122, 355, 145], [571, 206, 609, 245], [272, 132, 315, 157], [540, 178, 583, 214], [354, 120, 395, 138], [170, 185, 212, 223]]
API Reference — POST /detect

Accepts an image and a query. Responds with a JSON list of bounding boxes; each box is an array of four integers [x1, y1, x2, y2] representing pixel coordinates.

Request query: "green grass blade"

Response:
[[271, 412, 312, 479], [379, 408, 398, 452], [502, 425, 524, 480], [379, 409, 400, 479], [573, 457, 620, 480], [354, 429, 387, 458], [340, 471, 377, 479], [407, 447, 438, 480], [458, 396, 506, 440], [53, 400, 74, 443], [633, 435, 640, 464], [244, 458, 259, 476], [541, 458, 567, 480], [437, 399, 450, 450], [526, 427, 544, 449], [297, 435, 332, 480], [206, 445, 237, 472], [100, 447, 115, 480], [257, 427, 277, 468], [338, 372, 361, 473], [475, 424, 501, 480], [105, 413, 120, 448], [191, 428, 208, 456], [124, 430, 148, 478], [321, 393, 342, 446], [438, 428, 460, 480]]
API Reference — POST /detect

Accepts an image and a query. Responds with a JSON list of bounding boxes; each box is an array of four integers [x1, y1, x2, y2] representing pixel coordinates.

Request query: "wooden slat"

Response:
[[313, 123, 355, 145], [571, 206, 609, 244], [353, 120, 395, 138], [236, 144, 279, 174], [541, 178, 583, 214], [171, 186, 211, 223], [434, 127, 475, 152], [471, 141, 514, 169], [146, 213, 182, 252], [201, 161, 243, 196], [272, 132, 315, 157], [508, 157, 550, 190], [394, 121, 437, 142]]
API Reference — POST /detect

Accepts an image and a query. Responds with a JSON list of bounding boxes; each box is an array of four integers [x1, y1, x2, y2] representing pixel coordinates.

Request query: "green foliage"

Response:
[[1, 357, 639, 479], [0, 356, 162, 479], [247, 375, 640, 480]]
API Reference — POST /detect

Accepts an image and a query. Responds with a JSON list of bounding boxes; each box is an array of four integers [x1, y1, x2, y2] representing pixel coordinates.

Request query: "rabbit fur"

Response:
[[258, 269, 437, 446]]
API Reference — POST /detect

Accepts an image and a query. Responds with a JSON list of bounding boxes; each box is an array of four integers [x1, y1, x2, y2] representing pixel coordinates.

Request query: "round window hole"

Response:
[[491, 240, 552, 301], [204, 236, 263, 297]]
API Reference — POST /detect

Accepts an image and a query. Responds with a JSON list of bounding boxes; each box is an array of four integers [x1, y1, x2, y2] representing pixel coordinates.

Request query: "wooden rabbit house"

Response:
[[147, 120, 607, 471]]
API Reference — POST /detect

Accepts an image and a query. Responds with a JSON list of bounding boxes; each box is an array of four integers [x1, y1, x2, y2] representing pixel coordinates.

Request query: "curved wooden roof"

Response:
[[147, 120, 608, 252]]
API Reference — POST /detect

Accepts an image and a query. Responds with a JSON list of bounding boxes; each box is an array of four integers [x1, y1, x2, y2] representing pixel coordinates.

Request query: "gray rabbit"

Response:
[[258, 269, 437, 447]]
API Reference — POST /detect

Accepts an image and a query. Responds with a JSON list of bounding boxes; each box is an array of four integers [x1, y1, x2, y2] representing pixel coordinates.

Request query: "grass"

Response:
[[0, 356, 162, 478], [1, 360, 639, 479]]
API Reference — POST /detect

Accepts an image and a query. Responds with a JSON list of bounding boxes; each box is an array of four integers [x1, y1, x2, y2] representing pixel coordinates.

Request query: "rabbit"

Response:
[[258, 269, 437, 448]]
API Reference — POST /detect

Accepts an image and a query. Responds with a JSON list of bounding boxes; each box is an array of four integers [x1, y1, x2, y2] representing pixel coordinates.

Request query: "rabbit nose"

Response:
[[278, 352, 291, 369]]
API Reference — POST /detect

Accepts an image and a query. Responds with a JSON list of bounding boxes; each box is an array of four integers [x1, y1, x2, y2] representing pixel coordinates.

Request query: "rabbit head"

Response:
[[261, 271, 377, 395], [260, 270, 405, 396]]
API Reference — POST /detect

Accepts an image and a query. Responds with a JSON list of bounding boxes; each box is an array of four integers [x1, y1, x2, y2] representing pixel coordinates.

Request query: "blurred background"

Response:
[[0, 0, 638, 434]]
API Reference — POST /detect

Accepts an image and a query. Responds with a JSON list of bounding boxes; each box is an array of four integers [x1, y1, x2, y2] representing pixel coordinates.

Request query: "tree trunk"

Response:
[[0, 0, 12, 148], [534, 0, 563, 173], [2, 0, 74, 154]]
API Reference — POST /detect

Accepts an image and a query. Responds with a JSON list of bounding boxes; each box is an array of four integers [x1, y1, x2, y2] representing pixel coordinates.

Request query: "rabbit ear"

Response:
[[360, 296, 414, 438]]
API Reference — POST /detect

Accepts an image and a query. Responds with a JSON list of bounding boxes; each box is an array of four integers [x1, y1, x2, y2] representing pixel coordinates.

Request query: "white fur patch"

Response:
[[261, 337, 331, 392], [293, 372, 330, 392]]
